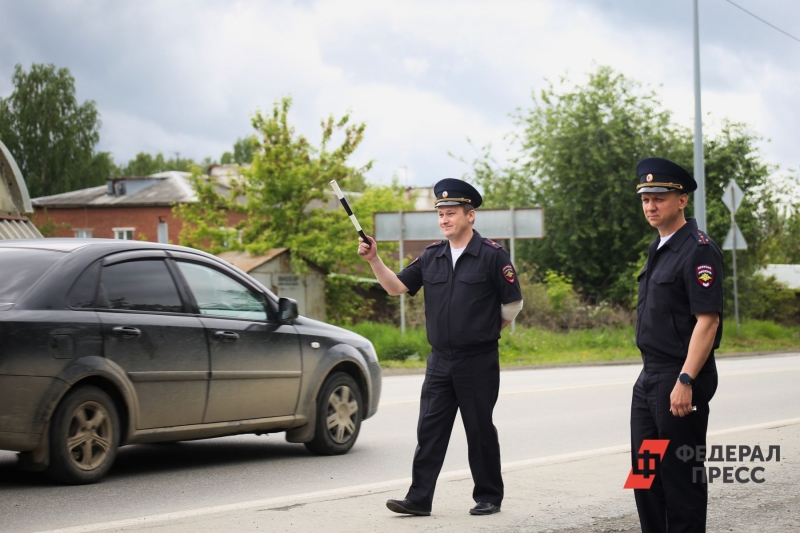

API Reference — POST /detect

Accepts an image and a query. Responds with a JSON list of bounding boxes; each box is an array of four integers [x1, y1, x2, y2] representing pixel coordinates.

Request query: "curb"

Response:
[[381, 349, 800, 376]]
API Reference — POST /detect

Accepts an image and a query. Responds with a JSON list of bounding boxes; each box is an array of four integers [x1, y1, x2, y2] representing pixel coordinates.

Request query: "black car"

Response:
[[0, 239, 381, 484]]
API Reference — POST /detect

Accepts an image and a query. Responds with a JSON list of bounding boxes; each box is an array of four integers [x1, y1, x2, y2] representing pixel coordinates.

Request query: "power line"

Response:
[[723, 0, 800, 45]]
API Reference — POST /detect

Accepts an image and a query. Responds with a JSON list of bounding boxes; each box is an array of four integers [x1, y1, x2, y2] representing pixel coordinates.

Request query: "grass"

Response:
[[341, 320, 800, 369]]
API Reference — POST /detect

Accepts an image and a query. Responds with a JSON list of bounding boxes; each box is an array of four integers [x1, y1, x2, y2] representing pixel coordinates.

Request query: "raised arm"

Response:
[[359, 236, 409, 296]]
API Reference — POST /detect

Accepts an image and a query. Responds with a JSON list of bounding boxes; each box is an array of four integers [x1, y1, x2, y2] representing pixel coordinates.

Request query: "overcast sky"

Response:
[[2, 0, 799, 187]]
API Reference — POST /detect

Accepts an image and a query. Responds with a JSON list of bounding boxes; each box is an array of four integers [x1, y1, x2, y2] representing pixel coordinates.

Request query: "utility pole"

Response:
[[693, 0, 707, 232]]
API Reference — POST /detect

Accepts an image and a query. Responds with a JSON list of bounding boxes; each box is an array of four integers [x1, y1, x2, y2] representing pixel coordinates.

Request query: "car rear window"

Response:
[[0, 248, 64, 304]]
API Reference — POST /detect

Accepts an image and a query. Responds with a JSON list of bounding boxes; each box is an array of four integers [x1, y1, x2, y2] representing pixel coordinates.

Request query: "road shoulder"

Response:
[[61, 419, 799, 533]]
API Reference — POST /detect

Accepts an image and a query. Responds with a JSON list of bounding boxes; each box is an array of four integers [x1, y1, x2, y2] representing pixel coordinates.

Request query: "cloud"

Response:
[[1, 0, 798, 185]]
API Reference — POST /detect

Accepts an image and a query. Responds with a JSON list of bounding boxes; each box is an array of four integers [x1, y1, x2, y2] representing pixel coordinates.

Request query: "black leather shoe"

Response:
[[470, 502, 501, 515], [386, 499, 431, 516]]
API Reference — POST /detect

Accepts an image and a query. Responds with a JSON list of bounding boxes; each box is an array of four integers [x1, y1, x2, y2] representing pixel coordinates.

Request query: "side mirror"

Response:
[[278, 297, 299, 322]]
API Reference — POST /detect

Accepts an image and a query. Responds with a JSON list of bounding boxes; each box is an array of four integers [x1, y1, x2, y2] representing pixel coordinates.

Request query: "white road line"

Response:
[[381, 367, 800, 407], [36, 416, 800, 533]]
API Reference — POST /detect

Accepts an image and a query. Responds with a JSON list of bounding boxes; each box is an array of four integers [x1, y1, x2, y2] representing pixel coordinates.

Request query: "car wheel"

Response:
[[48, 386, 120, 484], [304, 373, 362, 456]]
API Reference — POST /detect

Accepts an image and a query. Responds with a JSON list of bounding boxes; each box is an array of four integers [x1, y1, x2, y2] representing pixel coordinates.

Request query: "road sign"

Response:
[[721, 178, 745, 333], [374, 206, 544, 336], [722, 179, 744, 214], [722, 222, 747, 250], [374, 207, 544, 242]]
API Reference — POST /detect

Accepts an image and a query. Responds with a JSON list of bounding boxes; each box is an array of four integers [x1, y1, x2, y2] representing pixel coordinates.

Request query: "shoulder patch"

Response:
[[502, 264, 516, 284], [694, 230, 710, 246], [408, 256, 419, 266], [426, 240, 445, 249], [696, 264, 714, 287], [483, 238, 502, 249]]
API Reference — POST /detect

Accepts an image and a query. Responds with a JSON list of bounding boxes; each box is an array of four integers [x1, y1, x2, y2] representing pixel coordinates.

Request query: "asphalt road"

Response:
[[2, 353, 799, 533]]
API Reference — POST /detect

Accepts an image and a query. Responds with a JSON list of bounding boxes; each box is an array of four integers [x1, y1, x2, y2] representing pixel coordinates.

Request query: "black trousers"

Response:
[[631, 369, 718, 533], [405, 350, 503, 510]]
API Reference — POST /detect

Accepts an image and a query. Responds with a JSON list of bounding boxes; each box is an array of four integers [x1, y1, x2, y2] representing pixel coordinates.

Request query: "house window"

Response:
[[157, 221, 169, 243], [113, 228, 135, 240], [74, 229, 93, 238]]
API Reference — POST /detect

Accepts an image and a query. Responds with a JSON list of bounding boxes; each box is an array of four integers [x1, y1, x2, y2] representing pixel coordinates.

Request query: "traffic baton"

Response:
[[330, 180, 371, 248]]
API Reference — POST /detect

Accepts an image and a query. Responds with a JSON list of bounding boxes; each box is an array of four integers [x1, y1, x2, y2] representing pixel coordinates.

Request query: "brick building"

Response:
[[31, 168, 242, 243]]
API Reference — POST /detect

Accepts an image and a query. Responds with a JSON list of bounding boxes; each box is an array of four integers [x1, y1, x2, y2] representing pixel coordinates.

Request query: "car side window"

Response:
[[176, 261, 268, 321], [99, 259, 184, 313], [68, 260, 101, 308]]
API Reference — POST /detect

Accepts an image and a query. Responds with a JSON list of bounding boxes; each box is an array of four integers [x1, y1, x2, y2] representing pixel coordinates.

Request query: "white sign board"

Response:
[[722, 179, 745, 214], [374, 207, 544, 242], [722, 222, 747, 250]]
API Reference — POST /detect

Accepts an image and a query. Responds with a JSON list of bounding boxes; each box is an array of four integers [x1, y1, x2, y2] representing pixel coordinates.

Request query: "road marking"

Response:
[[36, 416, 800, 533], [381, 367, 800, 406]]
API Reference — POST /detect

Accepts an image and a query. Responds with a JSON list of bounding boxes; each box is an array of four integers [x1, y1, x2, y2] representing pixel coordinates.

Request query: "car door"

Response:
[[96, 251, 210, 429], [171, 257, 303, 423]]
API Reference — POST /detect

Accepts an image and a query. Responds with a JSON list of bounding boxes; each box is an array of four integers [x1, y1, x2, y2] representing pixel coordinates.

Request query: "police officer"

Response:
[[358, 178, 523, 516], [632, 158, 723, 532]]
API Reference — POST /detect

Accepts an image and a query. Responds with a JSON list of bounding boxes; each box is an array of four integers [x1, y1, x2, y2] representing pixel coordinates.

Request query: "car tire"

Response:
[[48, 386, 121, 485], [304, 373, 362, 456]]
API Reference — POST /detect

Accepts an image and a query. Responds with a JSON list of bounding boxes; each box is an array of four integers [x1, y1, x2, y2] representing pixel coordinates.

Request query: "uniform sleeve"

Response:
[[683, 243, 724, 316], [491, 248, 523, 304], [397, 254, 424, 297]]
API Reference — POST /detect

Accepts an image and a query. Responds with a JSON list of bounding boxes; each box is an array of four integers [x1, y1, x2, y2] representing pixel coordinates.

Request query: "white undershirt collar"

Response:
[[450, 244, 466, 269], [658, 231, 676, 249]]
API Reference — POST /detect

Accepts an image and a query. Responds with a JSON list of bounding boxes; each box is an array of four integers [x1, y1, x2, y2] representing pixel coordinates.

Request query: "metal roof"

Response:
[[0, 139, 34, 215], [0, 218, 43, 240], [216, 249, 289, 273], [31, 171, 203, 208], [760, 264, 800, 290]]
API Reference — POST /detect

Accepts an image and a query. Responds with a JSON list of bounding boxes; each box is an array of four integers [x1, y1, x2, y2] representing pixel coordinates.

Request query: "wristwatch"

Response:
[[678, 372, 695, 386]]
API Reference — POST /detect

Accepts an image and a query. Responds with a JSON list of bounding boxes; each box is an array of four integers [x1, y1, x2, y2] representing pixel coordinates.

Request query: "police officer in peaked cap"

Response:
[[358, 178, 523, 516], [631, 157, 724, 532]]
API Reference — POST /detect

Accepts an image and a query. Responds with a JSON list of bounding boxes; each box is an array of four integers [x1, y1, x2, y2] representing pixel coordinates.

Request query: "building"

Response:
[[217, 248, 327, 321], [760, 264, 800, 291], [30, 166, 248, 243], [0, 140, 42, 239]]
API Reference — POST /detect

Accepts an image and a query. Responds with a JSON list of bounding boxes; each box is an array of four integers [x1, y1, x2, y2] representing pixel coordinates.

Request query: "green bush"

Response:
[[735, 273, 800, 325], [341, 321, 430, 362]]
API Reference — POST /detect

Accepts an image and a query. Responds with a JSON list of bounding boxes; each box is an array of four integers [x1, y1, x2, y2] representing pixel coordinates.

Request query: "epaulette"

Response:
[[426, 240, 446, 249], [482, 238, 502, 249], [694, 230, 710, 246]]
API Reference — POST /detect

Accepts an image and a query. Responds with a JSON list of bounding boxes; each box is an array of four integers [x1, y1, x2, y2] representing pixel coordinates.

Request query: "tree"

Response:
[[118, 152, 196, 176], [462, 66, 793, 319], [0, 63, 113, 198], [513, 66, 686, 302], [220, 136, 259, 165], [175, 97, 411, 322]]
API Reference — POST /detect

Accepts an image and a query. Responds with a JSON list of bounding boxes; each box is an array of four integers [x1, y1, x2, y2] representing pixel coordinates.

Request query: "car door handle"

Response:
[[214, 331, 239, 342], [112, 326, 141, 339]]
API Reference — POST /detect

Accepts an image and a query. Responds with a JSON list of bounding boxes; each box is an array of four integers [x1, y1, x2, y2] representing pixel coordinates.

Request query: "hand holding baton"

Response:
[[330, 180, 371, 249]]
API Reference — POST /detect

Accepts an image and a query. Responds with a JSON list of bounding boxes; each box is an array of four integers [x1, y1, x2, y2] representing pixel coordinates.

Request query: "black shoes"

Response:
[[385, 498, 500, 516], [386, 499, 431, 516], [470, 502, 501, 515]]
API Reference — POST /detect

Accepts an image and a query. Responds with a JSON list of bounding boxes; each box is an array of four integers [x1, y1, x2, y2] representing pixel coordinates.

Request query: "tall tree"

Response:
[[220, 135, 259, 165], [516, 66, 686, 301], [118, 152, 196, 176], [175, 97, 409, 321], [0, 63, 112, 197]]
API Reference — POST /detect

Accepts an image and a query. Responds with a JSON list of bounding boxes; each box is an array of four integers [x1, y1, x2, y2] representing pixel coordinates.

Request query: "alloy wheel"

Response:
[[325, 385, 359, 444], [65, 400, 114, 471]]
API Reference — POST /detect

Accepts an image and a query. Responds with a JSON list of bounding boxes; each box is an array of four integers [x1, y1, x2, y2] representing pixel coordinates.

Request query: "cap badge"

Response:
[[442, 191, 448, 198], [646, 174, 654, 182]]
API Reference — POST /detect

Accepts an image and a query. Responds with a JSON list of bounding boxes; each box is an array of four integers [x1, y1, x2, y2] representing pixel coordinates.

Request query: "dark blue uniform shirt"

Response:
[[636, 218, 724, 373], [397, 230, 523, 358]]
